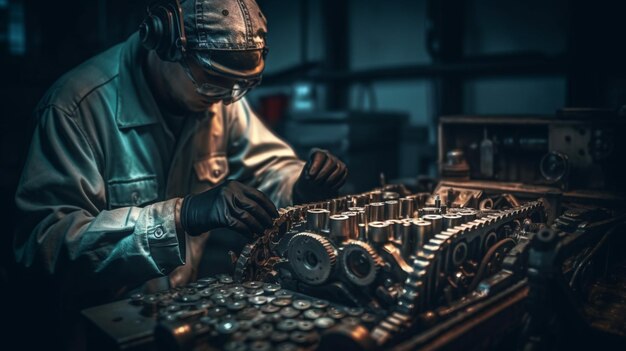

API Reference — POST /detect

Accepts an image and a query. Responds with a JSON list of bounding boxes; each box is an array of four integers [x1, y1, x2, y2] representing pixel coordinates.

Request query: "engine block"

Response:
[[82, 184, 625, 351], [232, 188, 544, 347]]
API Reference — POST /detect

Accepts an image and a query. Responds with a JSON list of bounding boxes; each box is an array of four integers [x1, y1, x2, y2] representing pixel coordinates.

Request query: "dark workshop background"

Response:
[[1, 0, 626, 345]]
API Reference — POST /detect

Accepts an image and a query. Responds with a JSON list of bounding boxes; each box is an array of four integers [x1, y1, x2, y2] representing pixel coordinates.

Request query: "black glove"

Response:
[[180, 180, 279, 239], [293, 148, 348, 204]]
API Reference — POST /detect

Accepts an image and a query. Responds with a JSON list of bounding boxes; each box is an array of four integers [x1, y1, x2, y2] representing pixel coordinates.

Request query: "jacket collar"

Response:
[[116, 32, 161, 129]]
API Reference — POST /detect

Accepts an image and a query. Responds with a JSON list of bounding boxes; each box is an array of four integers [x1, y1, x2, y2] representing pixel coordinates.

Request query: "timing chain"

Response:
[[370, 201, 544, 345]]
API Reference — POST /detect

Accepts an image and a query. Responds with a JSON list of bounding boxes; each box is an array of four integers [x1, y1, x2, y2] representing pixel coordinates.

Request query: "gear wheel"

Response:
[[339, 240, 384, 286], [287, 232, 337, 285]]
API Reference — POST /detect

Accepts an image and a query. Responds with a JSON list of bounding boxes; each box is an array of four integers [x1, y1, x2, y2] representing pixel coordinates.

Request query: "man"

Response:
[[13, 0, 347, 306]]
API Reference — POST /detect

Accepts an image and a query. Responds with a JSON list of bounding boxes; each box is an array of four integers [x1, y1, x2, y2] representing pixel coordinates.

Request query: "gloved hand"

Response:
[[180, 180, 278, 239], [293, 148, 348, 204]]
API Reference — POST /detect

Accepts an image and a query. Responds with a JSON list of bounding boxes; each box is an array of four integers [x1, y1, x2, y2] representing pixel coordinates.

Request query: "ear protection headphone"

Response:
[[139, 0, 187, 62]]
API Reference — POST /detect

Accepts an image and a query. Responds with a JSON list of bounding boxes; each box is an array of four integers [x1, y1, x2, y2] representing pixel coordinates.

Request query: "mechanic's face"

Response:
[[162, 57, 238, 113]]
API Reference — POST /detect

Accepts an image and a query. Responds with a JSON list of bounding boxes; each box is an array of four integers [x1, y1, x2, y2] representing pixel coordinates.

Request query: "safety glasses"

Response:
[[180, 54, 262, 105]]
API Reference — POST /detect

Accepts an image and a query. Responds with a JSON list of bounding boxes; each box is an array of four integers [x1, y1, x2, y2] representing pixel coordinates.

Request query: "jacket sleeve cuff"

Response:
[[144, 198, 186, 275], [174, 197, 186, 253]]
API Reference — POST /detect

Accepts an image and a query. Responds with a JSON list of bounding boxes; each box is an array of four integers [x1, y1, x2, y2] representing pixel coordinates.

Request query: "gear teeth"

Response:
[[339, 240, 383, 286], [237, 194, 544, 349], [368, 201, 545, 347], [287, 232, 337, 285], [297, 232, 337, 266], [344, 240, 384, 267]]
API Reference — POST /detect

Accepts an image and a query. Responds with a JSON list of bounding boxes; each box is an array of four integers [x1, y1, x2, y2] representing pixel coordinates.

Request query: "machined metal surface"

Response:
[[287, 232, 337, 285], [329, 214, 350, 243], [307, 208, 330, 233], [368, 221, 391, 245], [84, 182, 625, 351]]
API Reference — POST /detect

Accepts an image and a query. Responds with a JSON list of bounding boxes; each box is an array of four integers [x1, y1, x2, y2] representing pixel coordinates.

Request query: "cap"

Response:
[[181, 0, 267, 77]]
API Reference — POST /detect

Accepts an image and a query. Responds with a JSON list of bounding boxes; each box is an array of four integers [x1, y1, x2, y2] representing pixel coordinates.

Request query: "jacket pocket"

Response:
[[193, 154, 229, 185], [107, 175, 159, 207]]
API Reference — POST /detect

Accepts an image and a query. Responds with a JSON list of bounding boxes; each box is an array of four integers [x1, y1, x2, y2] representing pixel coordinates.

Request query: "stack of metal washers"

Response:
[[146, 274, 381, 351]]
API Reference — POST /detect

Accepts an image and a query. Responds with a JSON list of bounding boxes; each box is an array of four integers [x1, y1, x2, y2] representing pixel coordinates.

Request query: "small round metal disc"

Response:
[[290, 331, 318, 345], [248, 295, 269, 305], [314, 317, 335, 329], [277, 319, 298, 332], [218, 275, 234, 284], [195, 281, 209, 289], [297, 320, 315, 331], [263, 283, 281, 293], [272, 297, 292, 307], [242, 281, 264, 289], [327, 307, 346, 319], [274, 290, 294, 298], [198, 277, 217, 285], [303, 309, 324, 320], [216, 319, 239, 334], [199, 289, 213, 298], [311, 299, 329, 309], [229, 285, 246, 294], [227, 300, 247, 311], [346, 307, 364, 316], [279, 307, 300, 318], [247, 288, 265, 296], [292, 300, 312, 311], [211, 297, 230, 306], [177, 294, 200, 303], [261, 304, 280, 313], [232, 292, 247, 300], [207, 306, 227, 318], [237, 307, 261, 320], [216, 288, 232, 297]]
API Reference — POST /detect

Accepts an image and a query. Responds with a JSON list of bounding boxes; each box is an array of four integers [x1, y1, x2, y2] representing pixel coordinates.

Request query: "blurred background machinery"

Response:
[[438, 109, 626, 193]]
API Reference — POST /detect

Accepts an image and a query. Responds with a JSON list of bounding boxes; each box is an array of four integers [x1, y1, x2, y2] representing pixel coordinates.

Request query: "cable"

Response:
[[468, 237, 516, 291], [568, 221, 625, 288]]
